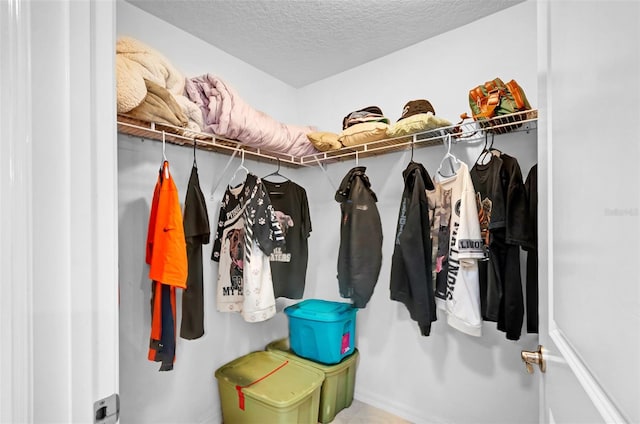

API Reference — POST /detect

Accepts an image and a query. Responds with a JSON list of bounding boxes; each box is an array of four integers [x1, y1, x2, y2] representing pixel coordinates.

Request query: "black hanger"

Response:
[[410, 137, 415, 162], [263, 158, 289, 183], [192, 138, 198, 168], [475, 133, 496, 166]]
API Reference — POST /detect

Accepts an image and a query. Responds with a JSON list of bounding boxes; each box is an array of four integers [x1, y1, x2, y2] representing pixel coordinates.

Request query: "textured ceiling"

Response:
[[126, 0, 525, 88]]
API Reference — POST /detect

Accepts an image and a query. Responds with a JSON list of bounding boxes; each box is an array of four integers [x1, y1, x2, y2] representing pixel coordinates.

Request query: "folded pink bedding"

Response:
[[185, 74, 319, 157]]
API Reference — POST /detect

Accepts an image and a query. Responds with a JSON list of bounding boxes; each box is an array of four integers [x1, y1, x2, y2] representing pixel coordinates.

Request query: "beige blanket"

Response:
[[121, 79, 188, 128], [116, 36, 203, 132]]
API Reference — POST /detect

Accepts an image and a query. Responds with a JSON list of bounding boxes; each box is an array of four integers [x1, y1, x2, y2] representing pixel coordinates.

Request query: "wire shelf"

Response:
[[117, 109, 537, 167]]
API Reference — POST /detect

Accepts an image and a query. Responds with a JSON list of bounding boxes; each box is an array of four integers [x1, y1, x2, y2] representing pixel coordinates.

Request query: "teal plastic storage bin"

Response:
[[284, 299, 357, 364]]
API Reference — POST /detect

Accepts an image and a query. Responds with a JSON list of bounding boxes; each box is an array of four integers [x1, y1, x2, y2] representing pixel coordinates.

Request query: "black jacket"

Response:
[[335, 167, 383, 308], [390, 162, 437, 336]]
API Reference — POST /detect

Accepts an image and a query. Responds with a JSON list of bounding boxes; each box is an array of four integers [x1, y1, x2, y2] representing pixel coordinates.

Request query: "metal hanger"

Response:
[[192, 138, 198, 168], [263, 158, 289, 182], [436, 133, 460, 178], [229, 149, 249, 187], [410, 135, 415, 162], [210, 148, 240, 199], [475, 133, 500, 166], [161, 131, 169, 180]]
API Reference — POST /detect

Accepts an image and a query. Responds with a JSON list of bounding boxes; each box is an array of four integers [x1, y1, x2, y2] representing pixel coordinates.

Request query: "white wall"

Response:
[[117, 1, 539, 423], [294, 3, 539, 423], [117, 3, 305, 423], [117, 1, 301, 124]]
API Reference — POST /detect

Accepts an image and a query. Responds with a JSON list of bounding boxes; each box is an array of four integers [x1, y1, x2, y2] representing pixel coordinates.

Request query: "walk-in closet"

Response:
[[117, 1, 539, 423], [2, 1, 637, 423]]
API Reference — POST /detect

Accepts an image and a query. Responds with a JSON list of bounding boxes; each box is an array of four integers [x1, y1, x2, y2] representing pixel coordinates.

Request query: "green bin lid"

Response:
[[215, 351, 324, 408], [266, 338, 359, 375]]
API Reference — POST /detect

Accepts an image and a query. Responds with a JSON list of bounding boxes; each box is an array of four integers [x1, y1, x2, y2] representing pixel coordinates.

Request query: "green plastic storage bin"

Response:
[[266, 338, 359, 423], [215, 351, 324, 424]]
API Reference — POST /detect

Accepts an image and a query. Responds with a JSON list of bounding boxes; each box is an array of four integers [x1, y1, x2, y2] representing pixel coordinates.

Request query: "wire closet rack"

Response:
[[117, 109, 538, 168]]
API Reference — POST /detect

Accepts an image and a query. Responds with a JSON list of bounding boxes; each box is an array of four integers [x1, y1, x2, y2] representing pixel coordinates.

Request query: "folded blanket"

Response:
[[121, 79, 188, 128], [116, 36, 203, 132], [185, 74, 319, 157]]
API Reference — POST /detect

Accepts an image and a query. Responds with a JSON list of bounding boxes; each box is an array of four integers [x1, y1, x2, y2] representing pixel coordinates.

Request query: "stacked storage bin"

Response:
[[283, 299, 357, 364], [266, 338, 359, 423], [215, 351, 324, 423], [214, 299, 358, 423], [272, 299, 359, 423]]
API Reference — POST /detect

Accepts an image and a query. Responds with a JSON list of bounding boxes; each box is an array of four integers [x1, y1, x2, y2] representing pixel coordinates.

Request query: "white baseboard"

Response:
[[354, 388, 449, 424]]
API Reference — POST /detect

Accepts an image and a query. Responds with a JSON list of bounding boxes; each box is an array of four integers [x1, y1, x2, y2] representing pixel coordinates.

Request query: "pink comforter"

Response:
[[185, 74, 319, 157]]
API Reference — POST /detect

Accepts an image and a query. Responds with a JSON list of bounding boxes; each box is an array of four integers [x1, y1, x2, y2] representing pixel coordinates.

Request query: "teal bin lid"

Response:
[[284, 299, 356, 322], [215, 351, 324, 408]]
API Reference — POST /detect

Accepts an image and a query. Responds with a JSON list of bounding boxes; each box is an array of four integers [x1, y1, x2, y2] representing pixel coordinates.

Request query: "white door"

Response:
[[534, 1, 639, 423], [0, 1, 119, 422]]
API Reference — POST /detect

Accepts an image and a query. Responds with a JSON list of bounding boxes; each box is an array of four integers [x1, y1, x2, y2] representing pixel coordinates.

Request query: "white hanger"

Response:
[[436, 133, 460, 178], [229, 149, 249, 187], [161, 131, 169, 179]]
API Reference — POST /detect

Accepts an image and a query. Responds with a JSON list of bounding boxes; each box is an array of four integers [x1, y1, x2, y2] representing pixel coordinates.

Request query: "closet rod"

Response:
[[117, 117, 306, 168]]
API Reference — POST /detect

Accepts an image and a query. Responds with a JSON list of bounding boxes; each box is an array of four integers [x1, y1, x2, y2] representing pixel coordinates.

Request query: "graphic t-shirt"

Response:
[[262, 180, 312, 299], [469, 154, 506, 254], [470, 153, 528, 340], [211, 174, 284, 321], [433, 162, 485, 336]]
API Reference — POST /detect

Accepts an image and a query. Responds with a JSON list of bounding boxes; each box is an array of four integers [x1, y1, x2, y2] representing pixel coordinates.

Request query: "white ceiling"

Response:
[[125, 0, 525, 88]]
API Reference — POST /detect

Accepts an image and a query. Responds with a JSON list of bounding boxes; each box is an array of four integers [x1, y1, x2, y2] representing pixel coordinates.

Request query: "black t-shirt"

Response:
[[470, 154, 506, 253], [471, 152, 528, 340], [181, 165, 210, 340], [499, 153, 529, 246], [262, 179, 312, 299], [524, 164, 538, 333]]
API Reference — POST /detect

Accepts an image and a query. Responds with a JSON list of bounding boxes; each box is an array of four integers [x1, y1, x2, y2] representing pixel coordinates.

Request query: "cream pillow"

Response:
[[339, 122, 390, 147], [387, 112, 452, 138], [307, 131, 342, 151]]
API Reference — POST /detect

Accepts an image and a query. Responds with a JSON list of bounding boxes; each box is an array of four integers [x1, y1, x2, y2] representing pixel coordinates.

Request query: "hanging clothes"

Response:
[[180, 164, 210, 340], [390, 161, 437, 336], [262, 180, 312, 299], [469, 154, 505, 321], [470, 152, 528, 340], [334, 166, 383, 309], [211, 173, 284, 322], [523, 164, 538, 333], [433, 161, 485, 336], [146, 161, 187, 371]]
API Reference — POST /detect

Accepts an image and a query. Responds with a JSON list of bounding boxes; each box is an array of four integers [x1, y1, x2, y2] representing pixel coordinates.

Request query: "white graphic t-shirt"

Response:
[[433, 162, 485, 336]]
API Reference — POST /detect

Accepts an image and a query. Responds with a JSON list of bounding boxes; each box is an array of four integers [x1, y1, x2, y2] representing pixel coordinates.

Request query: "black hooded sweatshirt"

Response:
[[335, 166, 383, 308], [390, 161, 437, 336]]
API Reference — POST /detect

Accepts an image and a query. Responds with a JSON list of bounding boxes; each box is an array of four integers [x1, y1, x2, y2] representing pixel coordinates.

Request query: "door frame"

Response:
[[0, 0, 119, 422], [0, 0, 34, 421]]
